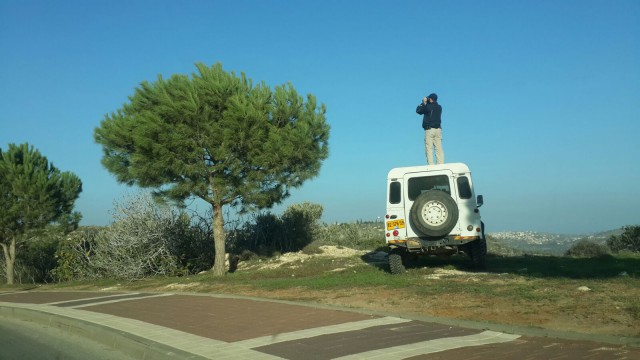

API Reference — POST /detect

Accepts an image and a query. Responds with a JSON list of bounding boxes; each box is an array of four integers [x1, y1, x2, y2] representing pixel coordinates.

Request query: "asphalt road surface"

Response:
[[0, 317, 135, 360]]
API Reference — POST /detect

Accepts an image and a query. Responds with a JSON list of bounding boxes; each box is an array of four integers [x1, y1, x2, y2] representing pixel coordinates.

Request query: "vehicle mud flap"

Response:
[[406, 239, 422, 252]]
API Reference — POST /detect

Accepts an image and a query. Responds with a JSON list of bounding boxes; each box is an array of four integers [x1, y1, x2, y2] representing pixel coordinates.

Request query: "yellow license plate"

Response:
[[386, 219, 405, 231]]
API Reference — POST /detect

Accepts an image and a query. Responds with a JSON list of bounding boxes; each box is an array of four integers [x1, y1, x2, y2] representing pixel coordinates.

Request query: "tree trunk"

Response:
[[1, 237, 16, 285], [211, 202, 227, 276]]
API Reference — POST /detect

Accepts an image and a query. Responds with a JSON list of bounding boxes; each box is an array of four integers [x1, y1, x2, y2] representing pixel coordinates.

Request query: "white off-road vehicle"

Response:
[[384, 163, 486, 273]]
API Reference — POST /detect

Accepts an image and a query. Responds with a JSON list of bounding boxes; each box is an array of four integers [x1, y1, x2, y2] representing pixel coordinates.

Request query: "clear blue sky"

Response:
[[1, 0, 639, 234]]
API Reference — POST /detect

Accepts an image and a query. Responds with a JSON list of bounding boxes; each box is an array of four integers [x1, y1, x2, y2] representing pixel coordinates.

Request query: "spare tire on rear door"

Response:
[[409, 190, 459, 237]]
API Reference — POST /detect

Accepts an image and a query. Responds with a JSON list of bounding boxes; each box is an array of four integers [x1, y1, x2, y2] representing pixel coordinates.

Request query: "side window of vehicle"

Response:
[[389, 181, 401, 204], [457, 176, 472, 199], [408, 175, 451, 200]]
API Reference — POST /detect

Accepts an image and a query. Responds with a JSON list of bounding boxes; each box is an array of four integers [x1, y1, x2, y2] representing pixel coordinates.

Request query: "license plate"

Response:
[[386, 219, 405, 231]]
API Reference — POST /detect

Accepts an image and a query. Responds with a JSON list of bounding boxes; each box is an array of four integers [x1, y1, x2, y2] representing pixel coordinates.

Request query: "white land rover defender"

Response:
[[385, 163, 486, 274]]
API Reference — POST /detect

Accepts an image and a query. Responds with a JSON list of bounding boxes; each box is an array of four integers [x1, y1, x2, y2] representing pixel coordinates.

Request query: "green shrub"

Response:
[[315, 222, 383, 250], [238, 249, 258, 261], [228, 202, 323, 256], [165, 212, 213, 274], [565, 239, 610, 257], [281, 202, 323, 252], [227, 205, 386, 257], [51, 227, 100, 282], [227, 212, 283, 256], [1, 227, 67, 284], [607, 225, 640, 253]]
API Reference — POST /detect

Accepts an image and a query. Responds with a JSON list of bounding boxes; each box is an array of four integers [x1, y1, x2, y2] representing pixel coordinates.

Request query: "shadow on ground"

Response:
[[361, 250, 639, 279]]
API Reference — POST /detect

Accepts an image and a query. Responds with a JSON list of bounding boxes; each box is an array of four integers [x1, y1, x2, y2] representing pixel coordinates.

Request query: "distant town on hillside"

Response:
[[487, 228, 625, 256]]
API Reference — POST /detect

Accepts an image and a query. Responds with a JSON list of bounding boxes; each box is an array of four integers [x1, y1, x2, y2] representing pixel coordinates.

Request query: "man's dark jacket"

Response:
[[416, 101, 442, 130]]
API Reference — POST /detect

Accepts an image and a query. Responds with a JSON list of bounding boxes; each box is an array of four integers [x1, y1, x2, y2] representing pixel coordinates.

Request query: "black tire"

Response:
[[388, 250, 406, 274], [409, 190, 459, 237]]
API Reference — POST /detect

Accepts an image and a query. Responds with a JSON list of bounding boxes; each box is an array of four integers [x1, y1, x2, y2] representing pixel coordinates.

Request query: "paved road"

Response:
[[0, 290, 638, 359], [0, 316, 135, 360]]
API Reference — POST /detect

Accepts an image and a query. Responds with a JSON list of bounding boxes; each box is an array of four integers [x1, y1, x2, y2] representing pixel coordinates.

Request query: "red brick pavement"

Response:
[[255, 321, 480, 360], [82, 294, 376, 342], [408, 336, 640, 360]]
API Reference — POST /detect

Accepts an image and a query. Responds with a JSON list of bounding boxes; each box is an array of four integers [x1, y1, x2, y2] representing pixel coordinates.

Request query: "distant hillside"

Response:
[[487, 228, 625, 256], [335, 222, 630, 256]]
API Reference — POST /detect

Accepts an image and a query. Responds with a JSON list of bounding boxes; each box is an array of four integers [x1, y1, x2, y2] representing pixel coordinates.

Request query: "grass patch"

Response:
[[628, 303, 640, 321], [239, 267, 398, 291], [486, 254, 639, 279], [212, 256, 414, 290]]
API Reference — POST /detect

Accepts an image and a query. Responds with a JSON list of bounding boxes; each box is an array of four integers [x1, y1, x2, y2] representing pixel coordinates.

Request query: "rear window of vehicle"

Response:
[[457, 176, 472, 199], [389, 181, 402, 204], [408, 175, 450, 200]]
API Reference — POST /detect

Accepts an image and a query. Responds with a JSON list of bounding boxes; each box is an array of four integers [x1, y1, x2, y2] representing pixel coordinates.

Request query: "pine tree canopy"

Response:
[[0, 143, 83, 240], [94, 62, 330, 210]]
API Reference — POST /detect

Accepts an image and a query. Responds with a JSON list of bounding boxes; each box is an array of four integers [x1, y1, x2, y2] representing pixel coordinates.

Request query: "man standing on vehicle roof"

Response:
[[416, 93, 444, 165]]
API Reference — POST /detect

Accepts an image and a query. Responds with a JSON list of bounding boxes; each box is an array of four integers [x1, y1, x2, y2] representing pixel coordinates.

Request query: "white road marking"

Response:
[[232, 316, 412, 348], [333, 330, 521, 360]]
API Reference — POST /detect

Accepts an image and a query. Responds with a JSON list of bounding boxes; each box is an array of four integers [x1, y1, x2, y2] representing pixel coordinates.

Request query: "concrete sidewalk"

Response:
[[0, 291, 638, 359]]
